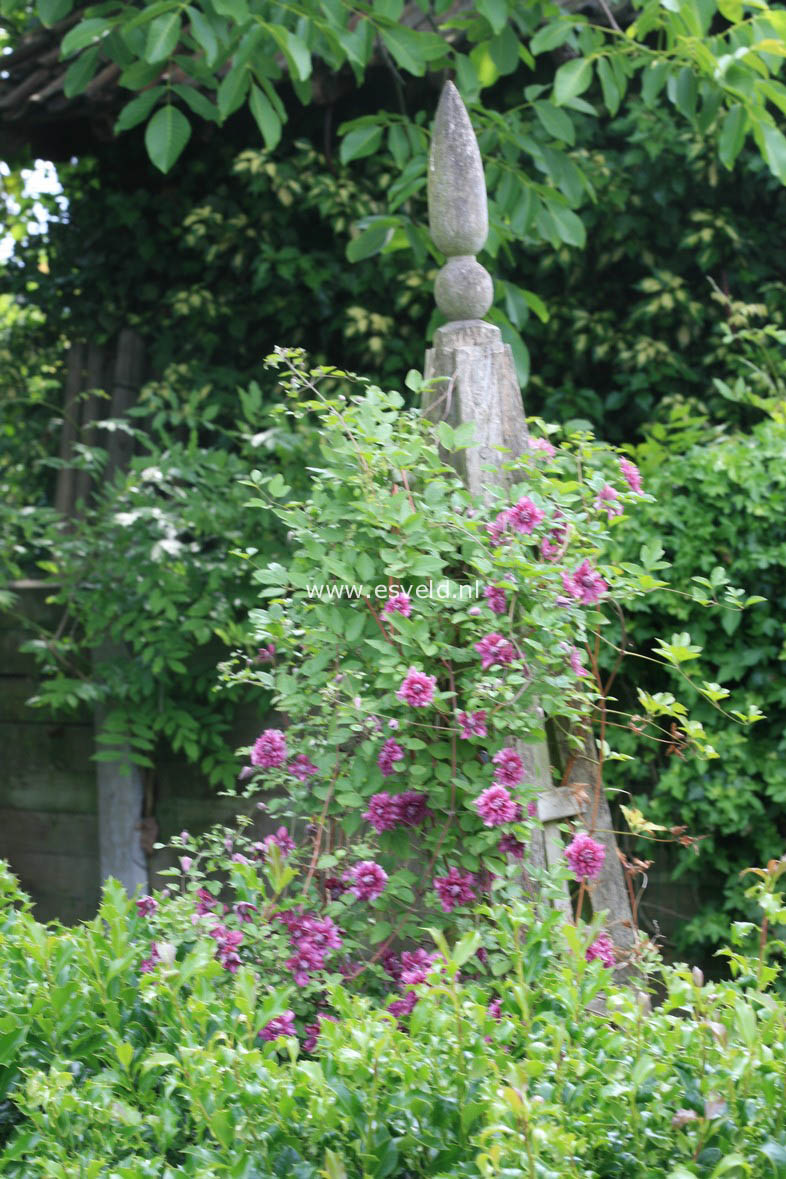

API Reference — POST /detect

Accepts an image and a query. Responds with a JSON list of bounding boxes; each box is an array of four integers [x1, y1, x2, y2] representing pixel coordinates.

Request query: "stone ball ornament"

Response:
[[434, 255, 494, 322]]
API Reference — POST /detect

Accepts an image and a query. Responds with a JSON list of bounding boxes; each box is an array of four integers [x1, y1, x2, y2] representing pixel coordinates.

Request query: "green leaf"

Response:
[[709, 1156, 749, 1179], [145, 12, 181, 62], [324, 1150, 348, 1179], [335, 21, 374, 72], [217, 65, 250, 119], [387, 123, 409, 168], [212, 0, 248, 20], [379, 27, 446, 76], [455, 53, 480, 100], [734, 1002, 756, 1047], [63, 45, 100, 98], [452, 929, 482, 967], [62, 17, 112, 56], [553, 57, 593, 106], [477, 0, 508, 35], [115, 87, 164, 133], [533, 100, 575, 144], [436, 420, 455, 449], [249, 84, 282, 150], [120, 1, 179, 33], [37, 0, 72, 26], [489, 26, 519, 76], [141, 1051, 179, 1072], [642, 61, 669, 106], [114, 1041, 134, 1071], [597, 57, 621, 115], [452, 421, 476, 448], [346, 218, 392, 262], [144, 104, 192, 173], [631, 1054, 656, 1088], [269, 26, 312, 81], [186, 5, 219, 65], [340, 125, 383, 164], [0, 1024, 28, 1067], [761, 123, 786, 183], [354, 552, 374, 582], [267, 473, 290, 497], [549, 204, 586, 248], [119, 60, 165, 89], [522, 287, 549, 323], [719, 104, 747, 168], [530, 21, 573, 54], [173, 84, 220, 123], [759, 1142, 786, 1174], [673, 67, 697, 119]]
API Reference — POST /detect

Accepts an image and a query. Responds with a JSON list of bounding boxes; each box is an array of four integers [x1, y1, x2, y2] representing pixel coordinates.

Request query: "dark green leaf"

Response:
[[346, 219, 392, 262], [115, 87, 164, 132], [61, 17, 112, 56], [63, 45, 100, 98], [553, 57, 593, 105], [719, 104, 747, 168], [249, 84, 282, 149], [530, 21, 573, 54], [269, 26, 312, 81], [534, 100, 575, 143], [119, 60, 165, 88], [186, 5, 219, 65], [144, 104, 192, 173], [477, 0, 508, 35], [36, 0, 73, 26], [597, 57, 621, 115], [761, 123, 786, 183], [340, 125, 383, 164], [217, 65, 250, 119], [380, 27, 446, 76], [173, 84, 219, 122], [145, 12, 181, 62], [549, 203, 586, 247], [212, 0, 248, 20]]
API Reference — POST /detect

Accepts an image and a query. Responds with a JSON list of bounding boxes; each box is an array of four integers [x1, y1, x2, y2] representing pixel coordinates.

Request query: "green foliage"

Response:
[[216, 351, 757, 948], [13, 0, 786, 182], [606, 396, 786, 959], [1, 854, 786, 1176], [4, 139, 432, 377], [6, 0, 786, 295], [510, 97, 786, 438], [0, 138, 435, 520], [2, 373, 312, 784]]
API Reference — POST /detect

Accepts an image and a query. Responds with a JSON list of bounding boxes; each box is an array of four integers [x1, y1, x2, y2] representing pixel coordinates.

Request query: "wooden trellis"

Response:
[[422, 82, 635, 960]]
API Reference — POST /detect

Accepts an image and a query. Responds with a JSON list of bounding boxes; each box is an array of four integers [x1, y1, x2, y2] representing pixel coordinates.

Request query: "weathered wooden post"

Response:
[[423, 81, 635, 956]]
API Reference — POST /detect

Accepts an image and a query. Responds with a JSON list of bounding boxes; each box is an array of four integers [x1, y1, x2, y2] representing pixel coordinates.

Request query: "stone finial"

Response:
[[428, 81, 493, 323]]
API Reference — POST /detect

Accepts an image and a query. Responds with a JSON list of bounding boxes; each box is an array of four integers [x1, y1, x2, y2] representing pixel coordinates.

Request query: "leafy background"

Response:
[[2, 0, 786, 964]]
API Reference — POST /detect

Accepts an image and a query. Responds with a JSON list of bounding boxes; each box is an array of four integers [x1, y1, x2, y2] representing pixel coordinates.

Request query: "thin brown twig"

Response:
[[303, 759, 340, 895], [399, 468, 416, 513], [362, 595, 400, 652]]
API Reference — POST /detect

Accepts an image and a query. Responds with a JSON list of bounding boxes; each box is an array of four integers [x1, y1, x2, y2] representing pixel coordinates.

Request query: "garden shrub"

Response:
[[2, 383, 305, 784], [1, 852, 786, 1178], [608, 397, 786, 958], [0, 352, 779, 1177], [218, 350, 757, 961], [518, 97, 786, 441]]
